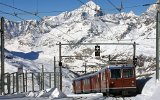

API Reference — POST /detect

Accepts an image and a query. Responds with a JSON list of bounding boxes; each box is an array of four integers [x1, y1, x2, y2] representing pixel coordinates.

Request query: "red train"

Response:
[[72, 64, 137, 96]]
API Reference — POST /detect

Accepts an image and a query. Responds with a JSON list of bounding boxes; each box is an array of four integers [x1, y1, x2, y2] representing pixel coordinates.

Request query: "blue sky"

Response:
[[0, 0, 156, 21]]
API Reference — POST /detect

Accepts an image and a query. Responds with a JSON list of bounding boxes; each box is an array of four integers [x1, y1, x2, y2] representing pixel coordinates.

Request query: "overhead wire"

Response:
[[75, 0, 130, 47], [106, 0, 126, 24], [0, 1, 157, 51], [1, 12, 68, 43], [0, 1, 91, 59], [75, 0, 114, 35], [0, 0, 156, 41], [0, 1, 157, 15], [0, 2, 42, 19], [106, 0, 137, 41], [0, 10, 24, 21], [75, 0, 122, 58], [0, 2, 77, 43]]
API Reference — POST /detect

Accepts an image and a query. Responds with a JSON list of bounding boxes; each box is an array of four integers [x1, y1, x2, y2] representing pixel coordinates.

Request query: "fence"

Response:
[[1, 71, 58, 94]]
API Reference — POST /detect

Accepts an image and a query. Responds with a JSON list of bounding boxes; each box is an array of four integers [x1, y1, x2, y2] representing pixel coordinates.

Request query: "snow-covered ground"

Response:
[[0, 73, 159, 100]]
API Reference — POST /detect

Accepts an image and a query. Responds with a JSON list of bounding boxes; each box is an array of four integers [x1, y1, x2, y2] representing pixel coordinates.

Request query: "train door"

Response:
[[121, 68, 137, 95], [122, 68, 136, 88], [109, 68, 122, 89]]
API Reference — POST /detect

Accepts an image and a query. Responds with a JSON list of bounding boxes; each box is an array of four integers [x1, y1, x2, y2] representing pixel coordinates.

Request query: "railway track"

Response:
[[72, 96, 133, 100]]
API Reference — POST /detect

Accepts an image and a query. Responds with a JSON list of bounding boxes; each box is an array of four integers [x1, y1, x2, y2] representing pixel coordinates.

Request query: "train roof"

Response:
[[109, 64, 134, 69], [73, 64, 134, 81]]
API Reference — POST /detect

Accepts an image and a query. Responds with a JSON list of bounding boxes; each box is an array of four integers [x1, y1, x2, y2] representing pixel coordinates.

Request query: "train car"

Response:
[[73, 64, 137, 96]]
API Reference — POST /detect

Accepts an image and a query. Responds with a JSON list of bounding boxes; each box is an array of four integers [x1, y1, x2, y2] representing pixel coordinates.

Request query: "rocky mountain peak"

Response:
[[75, 0, 101, 17], [146, 4, 156, 14]]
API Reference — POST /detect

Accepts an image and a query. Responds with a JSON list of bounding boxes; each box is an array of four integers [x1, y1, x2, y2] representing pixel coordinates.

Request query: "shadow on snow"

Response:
[[10, 51, 42, 60]]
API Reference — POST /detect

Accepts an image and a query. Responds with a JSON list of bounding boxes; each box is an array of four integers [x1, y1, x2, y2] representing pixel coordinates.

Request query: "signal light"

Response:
[[59, 62, 62, 66], [133, 58, 137, 66], [95, 45, 100, 56]]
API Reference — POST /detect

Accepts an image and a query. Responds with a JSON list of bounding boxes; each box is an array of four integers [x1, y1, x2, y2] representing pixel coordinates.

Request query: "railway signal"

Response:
[[95, 45, 100, 56], [59, 62, 62, 66], [133, 58, 137, 66]]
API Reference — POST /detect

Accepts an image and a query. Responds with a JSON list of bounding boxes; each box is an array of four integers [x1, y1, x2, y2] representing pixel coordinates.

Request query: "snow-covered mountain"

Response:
[[2, 1, 156, 81]]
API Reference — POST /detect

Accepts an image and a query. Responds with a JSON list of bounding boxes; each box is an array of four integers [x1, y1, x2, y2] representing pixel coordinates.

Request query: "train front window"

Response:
[[123, 69, 133, 78], [111, 69, 121, 78]]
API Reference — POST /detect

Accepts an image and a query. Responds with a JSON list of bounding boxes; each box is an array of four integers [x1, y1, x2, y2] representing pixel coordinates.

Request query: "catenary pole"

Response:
[[59, 42, 62, 91], [156, 0, 160, 81], [1, 17, 4, 95]]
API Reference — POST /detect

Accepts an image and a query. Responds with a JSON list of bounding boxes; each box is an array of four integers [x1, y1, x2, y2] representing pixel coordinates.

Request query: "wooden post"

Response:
[[54, 57, 56, 88], [12, 73, 15, 93], [16, 72, 19, 93], [22, 73, 25, 92], [38, 72, 41, 90], [49, 73, 51, 88], [41, 64, 44, 90], [32, 73, 34, 92], [7, 74, 10, 94], [25, 71, 27, 92]]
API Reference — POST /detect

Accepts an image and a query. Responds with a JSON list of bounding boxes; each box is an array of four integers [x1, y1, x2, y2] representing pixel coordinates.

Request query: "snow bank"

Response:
[[134, 73, 160, 100], [49, 88, 67, 99], [149, 84, 160, 100], [141, 74, 157, 97], [0, 93, 26, 99], [26, 88, 67, 99], [27, 91, 38, 97]]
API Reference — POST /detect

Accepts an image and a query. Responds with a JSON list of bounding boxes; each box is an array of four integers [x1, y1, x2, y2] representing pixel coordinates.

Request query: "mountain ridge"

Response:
[[2, 1, 156, 76]]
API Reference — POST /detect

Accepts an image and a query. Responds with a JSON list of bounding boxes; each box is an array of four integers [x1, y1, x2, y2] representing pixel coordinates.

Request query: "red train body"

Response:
[[73, 64, 137, 96]]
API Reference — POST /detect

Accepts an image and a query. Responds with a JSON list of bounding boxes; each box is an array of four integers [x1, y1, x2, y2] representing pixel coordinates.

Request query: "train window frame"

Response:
[[110, 68, 121, 79], [123, 68, 134, 78]]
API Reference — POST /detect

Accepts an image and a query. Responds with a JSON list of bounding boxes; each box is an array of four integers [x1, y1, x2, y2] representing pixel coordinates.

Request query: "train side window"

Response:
[[101, 72, 106, 80], [103, 72, 106, 80], [110, 69, 121, 78], [123, 69, 133, 78], [87, 79, 89, 84], [84, 79, 86, 85]]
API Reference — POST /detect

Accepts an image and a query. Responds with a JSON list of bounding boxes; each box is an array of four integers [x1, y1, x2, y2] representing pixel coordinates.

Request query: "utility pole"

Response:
[[156, 0, 160, 81], [57, 42, 137, 90], [0, 17, 4, 95], [59, 42, 62, 91]]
